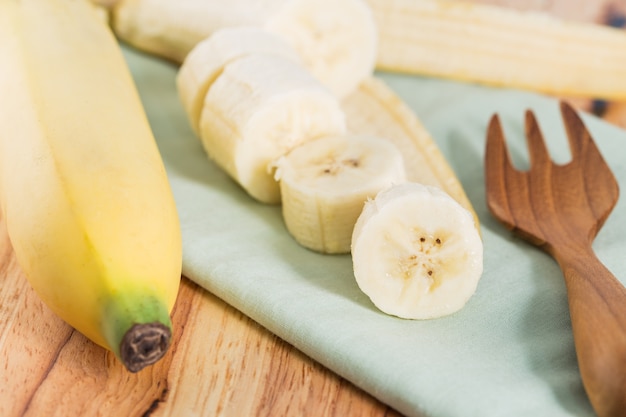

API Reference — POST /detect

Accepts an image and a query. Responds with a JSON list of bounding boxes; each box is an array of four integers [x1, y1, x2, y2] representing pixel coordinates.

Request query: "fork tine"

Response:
[[559, 101, 594, 160], [485, 114, 517, 227], [559, 100, 619, 231], [486, 113, 510, 155], [485, 113, 513, 177], [524, 110, 551, 169]]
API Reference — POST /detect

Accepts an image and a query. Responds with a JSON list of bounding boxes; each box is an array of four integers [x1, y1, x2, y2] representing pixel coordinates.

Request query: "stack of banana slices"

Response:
[[118, 0, 484, 320]]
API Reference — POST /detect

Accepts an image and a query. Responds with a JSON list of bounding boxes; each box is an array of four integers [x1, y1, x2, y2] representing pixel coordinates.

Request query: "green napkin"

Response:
[[125, 45, 626, 417]]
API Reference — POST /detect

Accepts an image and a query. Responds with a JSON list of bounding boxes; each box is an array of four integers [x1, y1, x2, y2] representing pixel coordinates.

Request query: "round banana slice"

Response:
[[351, 182, 483, 319], [199, 53, 346, 204], [177, 27, 301, 135], [275, 134, 406, 254], [265, 0, 378, 98]]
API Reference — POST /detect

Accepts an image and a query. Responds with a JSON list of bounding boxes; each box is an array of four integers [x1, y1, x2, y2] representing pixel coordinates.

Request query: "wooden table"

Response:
[[1, 1, 625, 416]]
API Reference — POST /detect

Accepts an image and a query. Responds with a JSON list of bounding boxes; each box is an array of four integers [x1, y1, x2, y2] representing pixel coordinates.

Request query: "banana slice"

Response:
[[177, 27, 301, 135], [351, 182, 483, 319], [275, 134, 406, 254], [112, 0, 377, 98], [265, 0, 378, 98], [199, 54, 346, 204]]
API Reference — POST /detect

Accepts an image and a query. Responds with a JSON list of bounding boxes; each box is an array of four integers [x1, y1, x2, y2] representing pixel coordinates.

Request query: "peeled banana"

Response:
[[367, 0, 626, 100], [0, 0, 182, 372], [111, 0, 626, 100], [195, 51, 346, 204], [112, 0, 378, 98], [352, 183, 483, 319], [275, 134, 406, 254]]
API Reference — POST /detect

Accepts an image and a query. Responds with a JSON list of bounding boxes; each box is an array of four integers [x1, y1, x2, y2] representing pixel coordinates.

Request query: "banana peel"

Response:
[[0, 0, 182, 372], [342, 77, 479, 227]]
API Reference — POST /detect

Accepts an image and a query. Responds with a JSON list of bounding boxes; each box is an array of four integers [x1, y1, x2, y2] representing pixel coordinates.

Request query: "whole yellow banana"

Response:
[[0, 0, 182, 372]]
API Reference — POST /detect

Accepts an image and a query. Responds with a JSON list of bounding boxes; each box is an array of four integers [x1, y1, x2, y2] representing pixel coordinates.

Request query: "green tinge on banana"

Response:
[[275, 134, 406, 254], [352, 182, 483, 319], [111, 0, 378, 98], [366, 0, 626, 100], [0, 0, 181, 372], [102, 292, 173, 372]]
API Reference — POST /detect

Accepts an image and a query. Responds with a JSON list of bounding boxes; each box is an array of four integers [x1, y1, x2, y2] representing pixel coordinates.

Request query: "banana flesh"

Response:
[[367, 0, 626, 100], [264, 0, 378, 98], [112, 0, 287, 62], [111, 0, 626, 100], [0, 0, 181, 372], [352, 183, 483, 319], [275, 134, 406, 254], [197, 52, 346, 204], [177, 26, 476, 216], [177, 27, 301, 135], [112, 0, 378, 98]]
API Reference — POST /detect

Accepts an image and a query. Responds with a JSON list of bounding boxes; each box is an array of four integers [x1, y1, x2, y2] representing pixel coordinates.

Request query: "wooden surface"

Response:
[[1, 2, 626, 416]]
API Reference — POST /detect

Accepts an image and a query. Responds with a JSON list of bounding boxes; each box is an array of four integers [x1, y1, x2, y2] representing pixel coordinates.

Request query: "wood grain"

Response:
[[1, 1, 625, 416], [485, 102, 626, 417], [0, 219, 403, 417]]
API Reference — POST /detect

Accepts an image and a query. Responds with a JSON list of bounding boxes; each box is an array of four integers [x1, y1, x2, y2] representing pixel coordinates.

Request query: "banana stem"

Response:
[[101, 292, 173, 373]]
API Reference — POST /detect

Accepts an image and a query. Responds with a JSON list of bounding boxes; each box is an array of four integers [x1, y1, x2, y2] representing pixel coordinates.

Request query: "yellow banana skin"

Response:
[[0, 0, 182, 371]]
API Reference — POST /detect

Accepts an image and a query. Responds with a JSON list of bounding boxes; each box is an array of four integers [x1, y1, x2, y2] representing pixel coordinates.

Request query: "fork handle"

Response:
[[555, 244, 626, 417]]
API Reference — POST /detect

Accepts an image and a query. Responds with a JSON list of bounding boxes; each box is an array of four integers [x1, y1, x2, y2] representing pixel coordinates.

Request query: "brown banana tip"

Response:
[[119, 322, 171, 373]]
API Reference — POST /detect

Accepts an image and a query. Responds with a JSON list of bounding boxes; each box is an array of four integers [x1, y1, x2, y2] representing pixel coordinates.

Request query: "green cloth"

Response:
[[125, 45, 626, 417]]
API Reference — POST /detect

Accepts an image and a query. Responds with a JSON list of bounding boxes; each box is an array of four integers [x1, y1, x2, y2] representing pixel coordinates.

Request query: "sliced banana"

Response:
[[177, 27, 301, 135], [265, 0, 378, 98], [199, 53, 346, 204], [275, 134, 406, 254], [351, 182, 483, 319], [112, 0, 377, 98]]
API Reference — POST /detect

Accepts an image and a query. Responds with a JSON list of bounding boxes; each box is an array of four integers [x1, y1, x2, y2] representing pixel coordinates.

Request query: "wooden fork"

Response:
[[485, 101, 626, 417]]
